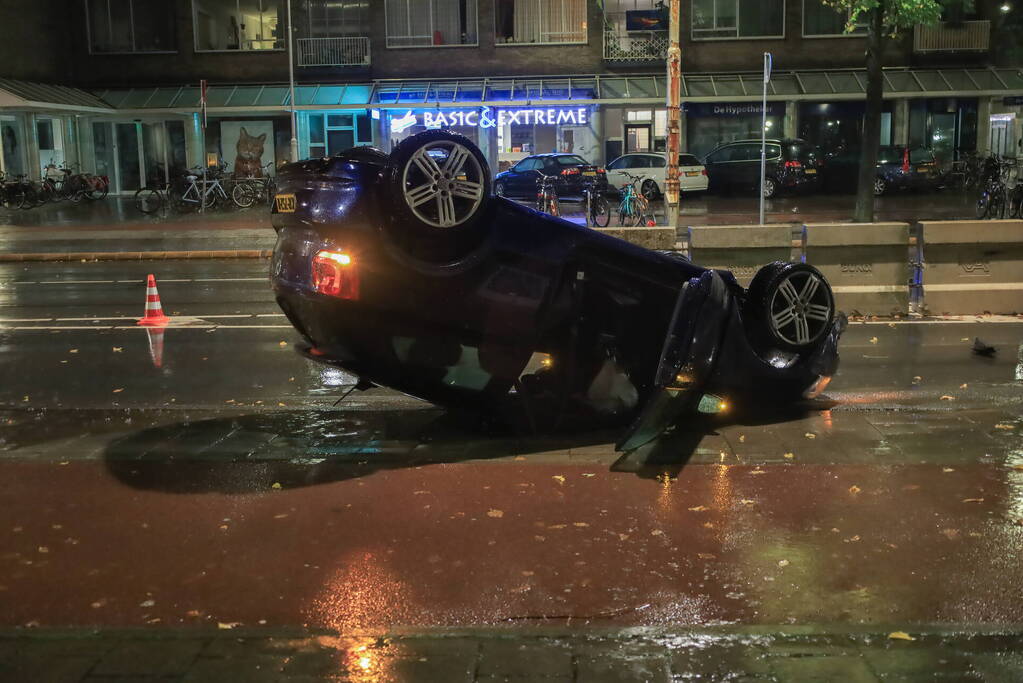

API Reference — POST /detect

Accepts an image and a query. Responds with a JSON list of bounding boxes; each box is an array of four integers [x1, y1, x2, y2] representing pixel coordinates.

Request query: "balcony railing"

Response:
[[297, 37, 370, 67], [603, 29, 668, 63], [913, 20, 990, 53]]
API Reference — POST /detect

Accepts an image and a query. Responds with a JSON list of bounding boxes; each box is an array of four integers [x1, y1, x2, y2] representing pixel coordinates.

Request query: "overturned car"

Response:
[[270, 130, 843, 451]]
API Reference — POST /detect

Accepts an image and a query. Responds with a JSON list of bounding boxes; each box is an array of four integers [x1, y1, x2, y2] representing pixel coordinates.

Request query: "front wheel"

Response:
[[873, 177, 887, 197], [745, 262, 835, 353], [762, 177, 778, 199], [641, 180, 659, 200], [231, 182, 256, 209], [590, 195, 610, 227], [975, 191, 992, 219], [989, 191, 1006, 220], [134, 188, 163, 215]]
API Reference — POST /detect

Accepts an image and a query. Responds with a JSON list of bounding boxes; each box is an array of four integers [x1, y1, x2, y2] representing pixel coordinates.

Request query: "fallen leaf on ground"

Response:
[[279, 341, 288, 347], [69, 349, 78, 354], [848, 485, 861, 495], [783, 452, 795, 459], [273, 513, 288, 519], [112, 388, 123, 393], [959, 383, 968, 389], [942, 467, 954, 473], [521, 570, 534, 576], [962, 498, 984, 503], [140, 599, 155, 607], [552, 475, 565, 485], [573, 522, 589, 527], [739, 434, 746, 443], [112, 347, 122, 353], [941, 529, 960, 540], [778, 559, 790, 567], [888, 631, 916, 641], [804, 432, 816, 439], [688, 505, 709, 512], [581, 473, 596, 477], [487, 509, 504, 518], [651, 529, 664, 536], [750, 469, 766, 475], [217, 622, 241, 630], [869, 337, 878, 344], [1012, 465, 1023, 471], [995, 424, 1015, 430], [844, 535, 861, 543], [961, 337, 970, 342], [271, 482, 282, 490], [697, 553, 716, 560], [739, 499, 756, 505], [940, 395, 955, 401]]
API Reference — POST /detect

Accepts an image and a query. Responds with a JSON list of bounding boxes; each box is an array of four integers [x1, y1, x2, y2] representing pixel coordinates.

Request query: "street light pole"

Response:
[[286, 0, 298, 163], [665, 0, 682, 231]]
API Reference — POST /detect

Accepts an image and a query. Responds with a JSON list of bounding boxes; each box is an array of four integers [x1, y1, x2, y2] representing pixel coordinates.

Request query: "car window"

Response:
[[765, 144, 782, 160], [556, 155, 588, 166], [514, 158, 539, 172], [607, 156, 631, 170], [876, 147, 901, 165], [630, 156, 652, 169], [649, 156, 667, 168], [705, 148, 728, 164], [679, 154, 701, 166], [785, 142, 813, 162], [729, 144, 757, 162]]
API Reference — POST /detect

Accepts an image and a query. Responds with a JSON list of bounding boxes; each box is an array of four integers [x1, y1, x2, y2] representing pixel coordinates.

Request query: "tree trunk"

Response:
[[854, 6, 885, 223]]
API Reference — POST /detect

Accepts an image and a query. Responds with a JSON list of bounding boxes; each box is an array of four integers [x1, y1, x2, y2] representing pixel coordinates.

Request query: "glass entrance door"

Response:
[[115, 123, 143, 193], [626, 124, 651, 153]]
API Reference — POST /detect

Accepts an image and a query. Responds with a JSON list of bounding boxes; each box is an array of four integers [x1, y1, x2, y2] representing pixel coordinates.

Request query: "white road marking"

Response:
[[3, 277, 266, 286], [3, 324, 293, 331]]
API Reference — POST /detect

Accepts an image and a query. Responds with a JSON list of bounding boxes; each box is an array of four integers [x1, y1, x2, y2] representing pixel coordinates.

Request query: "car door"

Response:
[[605, 154, 635, 190], [703, 146, 733, 193], [507, 157, 540, 197], [731, 143, 762, 191], [646, 154, 667, 189]]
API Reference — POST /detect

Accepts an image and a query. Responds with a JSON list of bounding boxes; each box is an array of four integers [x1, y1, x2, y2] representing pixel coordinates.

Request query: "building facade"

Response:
[[1, 0, 1021, 193]]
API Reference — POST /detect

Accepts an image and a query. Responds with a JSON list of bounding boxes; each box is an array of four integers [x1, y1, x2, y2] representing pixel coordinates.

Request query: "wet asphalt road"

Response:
[[1, 259, 1022, 634]]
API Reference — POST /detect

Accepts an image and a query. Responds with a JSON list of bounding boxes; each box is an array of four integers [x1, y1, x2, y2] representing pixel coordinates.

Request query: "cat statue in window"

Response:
[[233, 126, 266, 178]]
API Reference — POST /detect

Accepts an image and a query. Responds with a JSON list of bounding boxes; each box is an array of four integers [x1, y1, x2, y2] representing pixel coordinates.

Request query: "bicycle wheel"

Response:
[[231, 181, 256, 209], [134, 188, 163, 215], [989, 191, 1006, 220], [85, 176, 109, 201], [591, 195, 610, 227]]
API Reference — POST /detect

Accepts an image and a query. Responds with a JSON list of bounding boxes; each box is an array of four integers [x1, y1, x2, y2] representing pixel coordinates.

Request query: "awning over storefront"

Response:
[[0, 78, 113, 114], [92, 67, 1023, 115]]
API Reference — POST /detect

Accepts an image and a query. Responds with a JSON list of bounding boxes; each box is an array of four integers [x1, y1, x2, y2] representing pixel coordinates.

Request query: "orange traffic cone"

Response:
[[137, 274, 170, 326], [145, 327, 166, 368]]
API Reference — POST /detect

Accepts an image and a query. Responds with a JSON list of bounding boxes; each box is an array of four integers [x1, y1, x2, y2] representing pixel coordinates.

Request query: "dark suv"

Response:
[[703, 139, 822, 198], [494, 154, 607, 199]]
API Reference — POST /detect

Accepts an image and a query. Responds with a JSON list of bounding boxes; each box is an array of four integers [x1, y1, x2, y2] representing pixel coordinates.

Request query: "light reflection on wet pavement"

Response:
[[0, 260, 1021, 636]]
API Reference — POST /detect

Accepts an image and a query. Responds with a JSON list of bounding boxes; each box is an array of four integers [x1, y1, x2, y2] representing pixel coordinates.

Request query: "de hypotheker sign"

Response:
[[686, 102, 784, 117], [388, 106, 590, 133]]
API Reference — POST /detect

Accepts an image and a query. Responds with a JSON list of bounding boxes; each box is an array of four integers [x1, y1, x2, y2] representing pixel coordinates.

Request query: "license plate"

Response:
[[275, 194, 296, 212], [685, 171, 700, 177], [804, 169, 817, 175], [582, 170, 596, 176]]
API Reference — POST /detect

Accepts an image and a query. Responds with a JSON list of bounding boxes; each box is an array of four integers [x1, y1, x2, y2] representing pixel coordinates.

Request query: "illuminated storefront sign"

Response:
[[388, 106, 589, 133]]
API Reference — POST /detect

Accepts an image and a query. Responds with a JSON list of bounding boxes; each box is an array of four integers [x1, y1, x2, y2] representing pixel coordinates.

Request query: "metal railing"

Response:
[[913, 20, 990, 53], [296, 37, 370, 67], [603, 29, 668, 62]]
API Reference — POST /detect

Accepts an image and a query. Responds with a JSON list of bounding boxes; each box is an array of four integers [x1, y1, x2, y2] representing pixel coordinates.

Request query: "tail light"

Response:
[[560, 167, 580, 176], [701, 168, 708, 176], [312, 250, 359, 300], [901, 148, 910, 173], [784, 160, 803, 169], [597, 168, 606, 174]]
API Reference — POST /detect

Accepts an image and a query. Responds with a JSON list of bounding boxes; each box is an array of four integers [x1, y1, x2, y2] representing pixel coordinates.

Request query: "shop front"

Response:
[[908, 98, 977, 165], [382, 105, 599, 173], [798, 101, 895, 157], [685, 102, 786, 160]]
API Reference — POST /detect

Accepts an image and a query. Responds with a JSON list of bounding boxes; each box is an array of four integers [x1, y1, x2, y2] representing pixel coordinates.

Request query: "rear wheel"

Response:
[[873, 176, 887, 196], [641, 180, 659, 200], [388, 129, 492, 263], [975, 191, 992, 219], [232, 181, 257, 208], [762, 177, 778, 199], [745, 262, 835, 353], [590, 195, 610, 227]]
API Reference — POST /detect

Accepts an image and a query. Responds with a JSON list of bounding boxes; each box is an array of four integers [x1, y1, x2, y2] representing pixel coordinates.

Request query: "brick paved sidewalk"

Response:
[[1, 626, 1020, 682]]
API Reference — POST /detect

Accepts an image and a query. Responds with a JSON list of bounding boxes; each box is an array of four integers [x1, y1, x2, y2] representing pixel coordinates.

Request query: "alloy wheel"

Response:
[[401, 141, 485, 229], [768, 270, 833, 346]]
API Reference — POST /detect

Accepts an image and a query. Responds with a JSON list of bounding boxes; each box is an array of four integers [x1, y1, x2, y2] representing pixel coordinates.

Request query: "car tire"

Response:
[[388, 130, 492, 264], [641, 180, 659, 200], [762, 177, 778, 199], [744, 262, 835, 353], [873, 177, 887, 196]]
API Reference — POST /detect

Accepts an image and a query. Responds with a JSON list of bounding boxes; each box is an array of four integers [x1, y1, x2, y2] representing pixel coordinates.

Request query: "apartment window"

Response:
[[86, 0, 176, 53], [495, 0, 588, 45], [385, 0, 478, 47], [193, 0, 283, 51], [802, 0, 866, 36], [301, 0, 369, 38], [692, 0, 784, 39]]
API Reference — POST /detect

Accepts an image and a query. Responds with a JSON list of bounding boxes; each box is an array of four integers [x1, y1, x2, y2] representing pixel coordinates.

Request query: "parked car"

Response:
[[494, 153, 607, 199], [605, 152, 709, 198], [821, 146, 939, 196], [703, 139, 822, 198], [270, 130, 844, 451]]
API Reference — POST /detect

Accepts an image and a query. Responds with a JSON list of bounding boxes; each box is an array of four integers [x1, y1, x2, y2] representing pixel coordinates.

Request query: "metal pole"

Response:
[[665, 0, 681, 231], [759, 52, 771, 226], [287, 0, 299, 163]]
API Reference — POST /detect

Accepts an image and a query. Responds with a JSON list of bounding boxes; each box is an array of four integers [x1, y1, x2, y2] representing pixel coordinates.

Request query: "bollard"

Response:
[[687, 224, 794, 286], [919, 219, 1023, 315], [803, 222, 911, 316]]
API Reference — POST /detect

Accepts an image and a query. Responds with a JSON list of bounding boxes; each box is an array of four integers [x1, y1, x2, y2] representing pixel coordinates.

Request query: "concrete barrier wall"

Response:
[[803, 222, 911, 316], [919, 220, 1023, 315], [593, 227, 676, 251], [687, 224, 793, 286]]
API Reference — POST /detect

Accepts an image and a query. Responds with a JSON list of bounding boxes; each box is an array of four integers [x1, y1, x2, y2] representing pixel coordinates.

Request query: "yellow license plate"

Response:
[[804, 168, 817, 175], [582, 171, 596, 176], [275, 194, 296, 212], [685, 171, 700, 177]]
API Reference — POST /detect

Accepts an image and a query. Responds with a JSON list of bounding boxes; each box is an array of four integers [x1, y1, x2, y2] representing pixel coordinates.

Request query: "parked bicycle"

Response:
[[230, 161, 276, 209], [616, 171, 652, 227], [975, 155, 1016, 220], [581, 176, 610, 227], [535, 171, 560, 217]]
